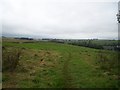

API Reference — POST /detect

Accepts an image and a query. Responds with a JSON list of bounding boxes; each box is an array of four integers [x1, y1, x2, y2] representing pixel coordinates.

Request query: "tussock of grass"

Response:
[[96, 50, 118, 75], [2, 47, 22, 72]]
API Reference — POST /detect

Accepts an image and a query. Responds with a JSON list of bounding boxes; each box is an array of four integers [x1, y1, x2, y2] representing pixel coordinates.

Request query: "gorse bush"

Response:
[[2, 47, 22, 72]]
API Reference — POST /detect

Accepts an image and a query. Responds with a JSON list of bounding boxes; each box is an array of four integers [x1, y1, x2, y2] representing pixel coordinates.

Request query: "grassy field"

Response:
[[2, 39, 119, 88]]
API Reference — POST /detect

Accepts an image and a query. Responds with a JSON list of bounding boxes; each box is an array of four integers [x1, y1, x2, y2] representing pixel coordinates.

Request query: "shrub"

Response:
[[2, 47, 22, 72]]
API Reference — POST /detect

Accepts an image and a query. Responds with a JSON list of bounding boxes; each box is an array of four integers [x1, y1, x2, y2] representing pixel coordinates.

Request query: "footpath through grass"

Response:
[[2, 42, 119, 88]]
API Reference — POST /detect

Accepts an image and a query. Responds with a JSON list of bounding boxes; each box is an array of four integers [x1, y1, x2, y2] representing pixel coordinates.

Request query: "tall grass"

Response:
[[2, 47, 22, 72], [97, 50, 118, 75]]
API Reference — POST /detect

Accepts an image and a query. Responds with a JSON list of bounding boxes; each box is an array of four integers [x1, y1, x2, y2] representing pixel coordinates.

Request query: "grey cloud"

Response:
[[1, 0, 118, 39]]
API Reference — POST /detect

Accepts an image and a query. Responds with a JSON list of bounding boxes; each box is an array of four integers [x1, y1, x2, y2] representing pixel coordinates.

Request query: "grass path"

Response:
[[63, 52, 73, 88]]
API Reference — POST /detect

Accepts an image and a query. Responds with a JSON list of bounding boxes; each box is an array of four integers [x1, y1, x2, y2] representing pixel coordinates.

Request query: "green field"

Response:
[[2, 40, 119, 88]]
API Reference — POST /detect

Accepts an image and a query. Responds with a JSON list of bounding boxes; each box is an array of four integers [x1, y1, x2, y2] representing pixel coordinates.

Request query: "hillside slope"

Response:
[[2, 41, 119, 88]]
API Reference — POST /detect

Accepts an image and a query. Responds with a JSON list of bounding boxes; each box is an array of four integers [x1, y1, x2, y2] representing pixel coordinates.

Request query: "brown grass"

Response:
[[2, 47, 22, 72], [2, 47, 61, 88]]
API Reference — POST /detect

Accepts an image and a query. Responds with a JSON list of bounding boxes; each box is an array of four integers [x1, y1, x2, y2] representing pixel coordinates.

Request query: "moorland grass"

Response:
[[2, 41, 119, 88]]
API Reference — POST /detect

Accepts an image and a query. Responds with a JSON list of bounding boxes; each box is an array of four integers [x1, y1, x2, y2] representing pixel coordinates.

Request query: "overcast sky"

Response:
[[0, 0, 119, 39]]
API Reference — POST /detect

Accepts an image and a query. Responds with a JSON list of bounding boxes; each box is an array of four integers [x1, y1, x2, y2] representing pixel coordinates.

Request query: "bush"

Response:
[[2, 47, 22, 72]]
